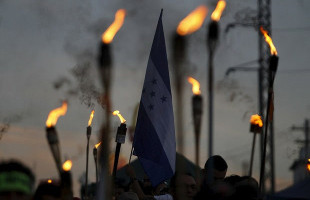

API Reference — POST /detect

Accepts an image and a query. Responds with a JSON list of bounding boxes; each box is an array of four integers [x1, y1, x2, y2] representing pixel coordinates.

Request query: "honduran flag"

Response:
[[133, 10, 176, 187]]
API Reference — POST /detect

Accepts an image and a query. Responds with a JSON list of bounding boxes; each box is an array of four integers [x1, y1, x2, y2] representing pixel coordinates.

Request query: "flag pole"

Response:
[[129, 145, 134, 164]]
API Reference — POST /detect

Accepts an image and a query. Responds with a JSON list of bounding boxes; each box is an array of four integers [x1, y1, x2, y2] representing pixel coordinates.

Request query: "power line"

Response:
[[273, 26, 310, 32]]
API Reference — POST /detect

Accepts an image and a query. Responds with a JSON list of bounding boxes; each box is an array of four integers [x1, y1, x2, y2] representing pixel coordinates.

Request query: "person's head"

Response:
[[170, 173, 197, 200], [233, 176, 259, 200], [0, 160, 35, 200], [204, 155, 228, 183], [33, 179, 61, 200]]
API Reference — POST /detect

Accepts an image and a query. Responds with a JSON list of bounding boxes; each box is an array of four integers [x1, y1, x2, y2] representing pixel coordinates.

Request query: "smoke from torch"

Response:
[[177, 5, 208, 36], [102, 9, 126, 44]]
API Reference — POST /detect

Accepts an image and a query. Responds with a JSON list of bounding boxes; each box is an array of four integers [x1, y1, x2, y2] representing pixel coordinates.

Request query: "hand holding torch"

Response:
[[45, 101, 68, 175], [249, 114, 263, 177], [112, 110, 127, 178]]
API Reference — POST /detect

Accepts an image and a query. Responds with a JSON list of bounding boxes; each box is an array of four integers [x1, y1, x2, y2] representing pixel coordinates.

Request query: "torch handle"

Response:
[[249, 133, 257, 177], [112, 143, 121, 179], [259, 87, 274, 194], [93, 147, 98, 184], [85, 138, 90, 199]]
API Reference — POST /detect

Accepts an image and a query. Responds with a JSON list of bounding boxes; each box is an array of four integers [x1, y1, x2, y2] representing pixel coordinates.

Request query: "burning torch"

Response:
[[307, 159, 310, 172], [112, 110, 127, 178], [173, 5, 208, 154], [97, 9, 126, 200], [61, 160, 73, 200], [45, 101, 68, 175], [188, 77, 203, 166], [249, 114, 263, 177], [85, 110, 94, 199], [207, 0, 226, 158], [93, 141, 101, 184], [259, 27, 279, 193]]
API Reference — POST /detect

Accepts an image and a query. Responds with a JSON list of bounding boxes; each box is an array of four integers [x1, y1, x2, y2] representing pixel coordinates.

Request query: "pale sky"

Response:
[[1, 0, 310, 196]]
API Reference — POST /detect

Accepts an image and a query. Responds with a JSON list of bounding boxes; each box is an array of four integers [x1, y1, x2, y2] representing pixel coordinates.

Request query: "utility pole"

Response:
[[258, 0, 275, 194], [224, 0, 275, 194], [291, 119, 310, 159]]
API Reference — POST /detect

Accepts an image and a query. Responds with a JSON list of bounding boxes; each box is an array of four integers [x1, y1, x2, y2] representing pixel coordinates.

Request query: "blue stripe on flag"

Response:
[[134, 105, 174, 186]]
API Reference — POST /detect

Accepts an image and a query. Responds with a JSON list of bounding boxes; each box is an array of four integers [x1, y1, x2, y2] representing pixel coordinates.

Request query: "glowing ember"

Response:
[[188, 77, 201, 95], [102, 9, 126, 44], [250, 114, 263, 127], [94, 142, 102, 149], [176, 5, 208, 36], [88, 110, 95, 126], [113, 110, 126, 123], [62, 160, 72, 172], [47, 179, 52, 184], [211, 0, 226, 22], [46, 101, 68, 128], [260, 27, 278, 55], [308, 159, 310, 172]]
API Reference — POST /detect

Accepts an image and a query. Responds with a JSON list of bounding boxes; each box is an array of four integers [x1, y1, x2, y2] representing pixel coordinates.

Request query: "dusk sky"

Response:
[[1, 0, 310, 196]]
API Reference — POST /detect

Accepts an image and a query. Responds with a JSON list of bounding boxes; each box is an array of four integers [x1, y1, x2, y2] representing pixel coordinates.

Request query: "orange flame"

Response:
[[211, 0, 226, 22], [188, 77, 201, 95], [307, 159, 310, 172], [62, 160, 72, 171], [46, 101, 68, 128], [113, 110, 126, 123], [260, 27, 278, 55], [250, 114, 263, 127], [88, 110, 95, 126], [176, 5, 208, 36], [47, 179, 52, 184], [102, 9, 126, 44], [95, 142, 102, 149]]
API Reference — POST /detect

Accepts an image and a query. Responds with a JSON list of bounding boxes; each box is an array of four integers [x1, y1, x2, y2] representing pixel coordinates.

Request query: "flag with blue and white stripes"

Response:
[[133, 10, 176, 187]]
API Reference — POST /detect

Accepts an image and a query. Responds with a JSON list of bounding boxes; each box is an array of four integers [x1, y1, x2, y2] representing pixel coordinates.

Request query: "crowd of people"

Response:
[[0, 155, 259, 200]]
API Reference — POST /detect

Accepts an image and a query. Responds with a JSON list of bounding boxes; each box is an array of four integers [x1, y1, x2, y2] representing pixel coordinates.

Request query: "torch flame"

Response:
[[88, 110, 95, 126], [211, 0, 226, 22], [62, 160, 72, 172], [113, 110, 126, 123], [176, 5, 208, 36], [95, 142, 102, 149], [46, 101, 68, 128], [250, 114, 263, 127], [102, 9, 126, 44], [307, 159, 310, 172], [188, 77, 201, 95], [260, 27, 278, 55], [47, 179, 52, 184]]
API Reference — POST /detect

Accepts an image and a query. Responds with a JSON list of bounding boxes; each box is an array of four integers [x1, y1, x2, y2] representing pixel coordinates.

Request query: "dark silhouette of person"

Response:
[[0, 160, 35, 200], [195, 155, 228, 200]]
